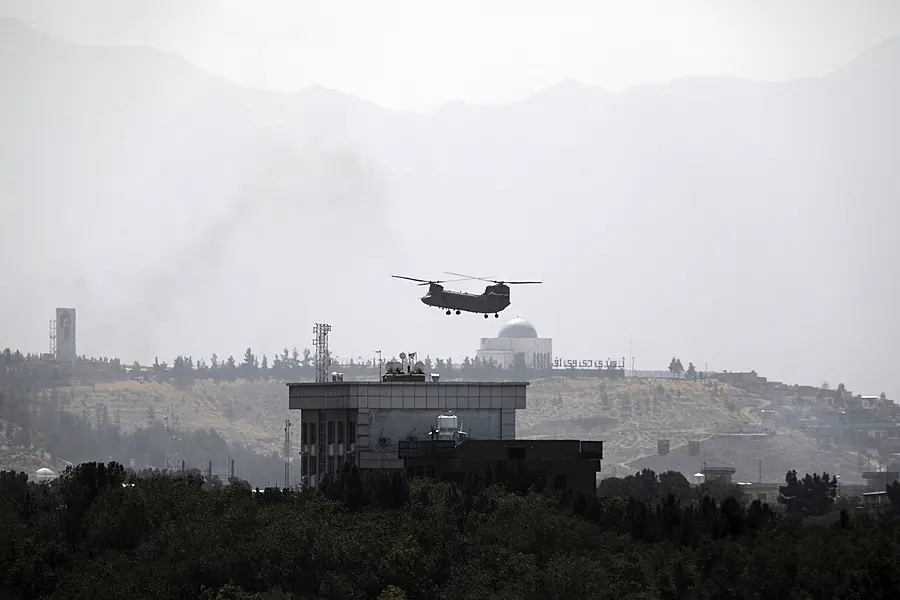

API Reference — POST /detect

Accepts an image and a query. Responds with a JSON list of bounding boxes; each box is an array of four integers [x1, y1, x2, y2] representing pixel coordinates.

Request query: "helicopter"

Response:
[[392, 271, 542, 318]]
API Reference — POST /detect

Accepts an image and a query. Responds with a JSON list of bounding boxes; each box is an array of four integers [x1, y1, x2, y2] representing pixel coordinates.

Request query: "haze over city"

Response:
[[1, 0, 898, 399]]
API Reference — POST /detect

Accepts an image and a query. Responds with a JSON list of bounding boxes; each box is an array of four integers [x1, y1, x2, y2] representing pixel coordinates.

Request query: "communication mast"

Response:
[[313, 323, 331, 383], [284, 419, 292, 488]]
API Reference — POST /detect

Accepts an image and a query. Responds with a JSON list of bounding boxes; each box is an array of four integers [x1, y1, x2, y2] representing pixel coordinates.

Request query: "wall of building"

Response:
[[290, 382, 528, 486], [367, 408, 508, 446]]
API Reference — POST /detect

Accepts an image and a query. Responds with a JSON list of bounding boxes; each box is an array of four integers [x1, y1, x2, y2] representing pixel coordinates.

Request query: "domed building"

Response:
[[476, 317, 553, 369], [35, 467, 56, 482]]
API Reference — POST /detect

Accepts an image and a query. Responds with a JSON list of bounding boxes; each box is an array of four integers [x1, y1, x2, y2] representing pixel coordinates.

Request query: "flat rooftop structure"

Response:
[[288, 381, 528, 411]]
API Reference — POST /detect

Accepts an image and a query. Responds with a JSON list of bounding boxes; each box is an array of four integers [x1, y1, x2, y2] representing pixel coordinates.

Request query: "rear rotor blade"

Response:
[[504, 280, 542, 285]]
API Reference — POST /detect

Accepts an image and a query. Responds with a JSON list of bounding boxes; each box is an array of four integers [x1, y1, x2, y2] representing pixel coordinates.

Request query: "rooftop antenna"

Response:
[[313, 323, 332, 384]]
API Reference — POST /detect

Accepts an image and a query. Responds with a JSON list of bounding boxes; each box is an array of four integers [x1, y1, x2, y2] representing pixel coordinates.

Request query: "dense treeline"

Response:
[[2, 461, 899, 600], [1, 345, 625, 387]]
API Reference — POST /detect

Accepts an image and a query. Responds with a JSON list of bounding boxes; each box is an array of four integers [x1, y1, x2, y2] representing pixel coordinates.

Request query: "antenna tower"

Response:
[[284, 419, 292, 488], [313, 323, 332, 383], [49, 318, 57, 356]]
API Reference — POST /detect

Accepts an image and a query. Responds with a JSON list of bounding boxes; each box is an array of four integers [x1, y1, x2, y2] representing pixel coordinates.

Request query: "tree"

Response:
[[241, 348, 258, 379], [685, 362, 697, 379], [778, 470, 838, 518], [668, 357, 684, 377], [512, 352, 528, 373]]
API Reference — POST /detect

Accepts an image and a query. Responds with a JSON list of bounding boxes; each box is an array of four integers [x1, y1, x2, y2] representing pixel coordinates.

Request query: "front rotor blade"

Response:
[[504, 281, 542, 285], [393, 275, 431, 284]]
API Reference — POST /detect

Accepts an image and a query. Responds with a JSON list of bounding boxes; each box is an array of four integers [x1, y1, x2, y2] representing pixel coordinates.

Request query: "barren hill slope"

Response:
[[66, 379, 300, 454], [519, 377, 767, 470], [4, 376, 865, 483], [58, 377, 756, 464]]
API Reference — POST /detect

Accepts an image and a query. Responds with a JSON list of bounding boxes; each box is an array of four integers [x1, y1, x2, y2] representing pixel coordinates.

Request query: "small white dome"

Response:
[[36, 467, 55, 478]]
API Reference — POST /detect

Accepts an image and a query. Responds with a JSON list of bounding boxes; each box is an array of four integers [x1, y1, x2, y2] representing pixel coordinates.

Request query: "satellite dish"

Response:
[[414, 361, 425, 373], [399, 352, 407, 360]]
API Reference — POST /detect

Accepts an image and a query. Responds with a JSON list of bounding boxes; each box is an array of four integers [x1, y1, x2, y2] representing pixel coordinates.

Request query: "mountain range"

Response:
[[1, 18, 898, 399]]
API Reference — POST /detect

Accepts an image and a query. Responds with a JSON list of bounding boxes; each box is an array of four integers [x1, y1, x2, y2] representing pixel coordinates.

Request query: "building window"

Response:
[[327, 421, 335, 444], [337, 455, 345, 471], [301, 423, 308, 446], [337, 421, 345, 444], [348, 421, 356, 444], [309, 459, 317, 475], [326, 455, 335, 474], [553, 474, 566, 491], [309, 425, 317, 445]]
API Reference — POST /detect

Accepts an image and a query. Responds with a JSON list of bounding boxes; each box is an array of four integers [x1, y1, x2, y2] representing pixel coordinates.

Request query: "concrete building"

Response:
[[702, 466, 737, 485], [398, 438, 604, 497], [288, 363, 528, 488], [476, 317, 553, 369]]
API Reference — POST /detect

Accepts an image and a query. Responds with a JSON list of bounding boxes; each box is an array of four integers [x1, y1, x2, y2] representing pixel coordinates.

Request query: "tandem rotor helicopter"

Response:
[[392, 271, 542, 318]]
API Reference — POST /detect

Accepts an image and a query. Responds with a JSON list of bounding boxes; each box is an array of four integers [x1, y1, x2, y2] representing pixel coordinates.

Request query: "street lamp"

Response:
[[375, 350, 382, 379]]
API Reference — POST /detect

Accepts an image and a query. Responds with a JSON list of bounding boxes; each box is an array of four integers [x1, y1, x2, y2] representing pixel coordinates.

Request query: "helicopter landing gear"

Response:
[[446, 310, 451, 315], [455, 310, 461, 315], [494, 313, 499, 318], [484, 314, 489, 319]]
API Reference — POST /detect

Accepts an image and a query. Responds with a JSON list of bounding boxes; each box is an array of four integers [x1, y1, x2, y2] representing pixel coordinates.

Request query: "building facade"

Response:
[[289, 380, 528, 488], [398, 438, 604, 497], [476, 317, 552, 369], [55, 307, 76, 368]]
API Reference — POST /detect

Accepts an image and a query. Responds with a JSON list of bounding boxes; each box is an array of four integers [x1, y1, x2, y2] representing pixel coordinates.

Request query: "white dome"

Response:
[[36, 467, 55, 477], [498, 317, 538, 339]]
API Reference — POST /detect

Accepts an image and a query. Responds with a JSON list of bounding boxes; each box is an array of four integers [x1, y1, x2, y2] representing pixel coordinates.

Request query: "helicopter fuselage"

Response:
[[421, 283, 511, 316]]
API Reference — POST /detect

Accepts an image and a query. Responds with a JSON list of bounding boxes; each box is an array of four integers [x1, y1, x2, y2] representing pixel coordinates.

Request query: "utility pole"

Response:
[[375, 349, 382, 379]]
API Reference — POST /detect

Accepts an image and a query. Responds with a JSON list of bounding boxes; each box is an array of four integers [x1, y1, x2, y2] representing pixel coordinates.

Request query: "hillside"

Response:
[[18, 376, 761, 468], [520, 377, 766, 470], [0, 418, 71, 474], [5, 373, 874, 487], [1, 19, 898, 398], [65, 379, 296, 455], [628, 430, 864, 485]]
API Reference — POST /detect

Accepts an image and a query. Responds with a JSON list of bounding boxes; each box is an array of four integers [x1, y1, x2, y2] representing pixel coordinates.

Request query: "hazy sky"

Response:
[[1, 1, 898, 401], [2, 0, 900, 110]]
